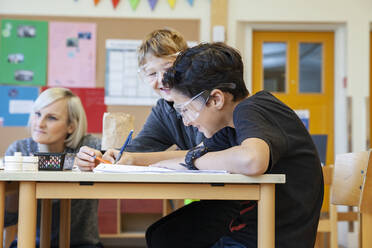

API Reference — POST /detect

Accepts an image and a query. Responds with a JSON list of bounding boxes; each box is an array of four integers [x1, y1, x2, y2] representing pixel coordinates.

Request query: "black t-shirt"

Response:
[[204, 91, 324, 248]]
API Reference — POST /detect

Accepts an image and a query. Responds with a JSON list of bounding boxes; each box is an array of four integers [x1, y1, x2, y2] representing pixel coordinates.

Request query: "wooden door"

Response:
[[253, 31, 334, 166]]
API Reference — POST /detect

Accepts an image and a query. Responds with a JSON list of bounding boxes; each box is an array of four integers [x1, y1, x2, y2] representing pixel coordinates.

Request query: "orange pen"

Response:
[[94, 156, 112, 164]]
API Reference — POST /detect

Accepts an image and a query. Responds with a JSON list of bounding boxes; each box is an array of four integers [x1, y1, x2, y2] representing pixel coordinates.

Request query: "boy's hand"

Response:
[[102, 149, 119, 164], [150, 157, 188, 170]]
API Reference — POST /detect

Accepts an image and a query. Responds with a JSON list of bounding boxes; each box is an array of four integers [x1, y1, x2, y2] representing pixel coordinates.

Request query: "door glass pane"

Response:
[[262, 42, 287, 92], [299, 43, 322, 93]]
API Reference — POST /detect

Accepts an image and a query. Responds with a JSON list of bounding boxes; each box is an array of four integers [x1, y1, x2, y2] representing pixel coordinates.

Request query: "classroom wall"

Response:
[[2, 1, 371, 160], [227, 0, 371, 156], [0, 0, 209, 155], [0, 0, 211, 42], [5, 0, 370, 157]]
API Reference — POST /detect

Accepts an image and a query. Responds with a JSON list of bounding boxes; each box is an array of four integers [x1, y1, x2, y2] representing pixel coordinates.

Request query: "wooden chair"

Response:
[[4, 225, 17, 248], [331, 150, 372, 247], [316, 164, 338, 248]]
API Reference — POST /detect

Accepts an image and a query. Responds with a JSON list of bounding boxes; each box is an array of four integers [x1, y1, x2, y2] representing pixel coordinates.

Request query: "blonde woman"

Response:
[[5, 88, 102, 247], [76, 29, 204, 169]]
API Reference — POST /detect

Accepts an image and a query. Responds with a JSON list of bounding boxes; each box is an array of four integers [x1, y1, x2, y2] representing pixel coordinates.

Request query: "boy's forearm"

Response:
[[195, 139, 270, 175], [121, 150, 188, 166], [194, 148, 253, 173]]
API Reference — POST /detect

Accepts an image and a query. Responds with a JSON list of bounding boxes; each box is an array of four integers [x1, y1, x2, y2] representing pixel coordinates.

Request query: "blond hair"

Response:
[[30, 88, 87, 149], [138, 28, 188, 66]]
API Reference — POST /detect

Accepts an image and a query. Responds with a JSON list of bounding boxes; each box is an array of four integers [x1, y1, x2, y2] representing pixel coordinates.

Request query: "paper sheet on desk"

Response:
[[93, 164, 228, 174]]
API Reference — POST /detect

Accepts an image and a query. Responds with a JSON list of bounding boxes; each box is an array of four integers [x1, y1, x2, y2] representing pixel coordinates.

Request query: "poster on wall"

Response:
[[48, 22, 97, 88], [104, 39, 158, 106], [0, 85, 39, 126], [0, 19, 48, 86]]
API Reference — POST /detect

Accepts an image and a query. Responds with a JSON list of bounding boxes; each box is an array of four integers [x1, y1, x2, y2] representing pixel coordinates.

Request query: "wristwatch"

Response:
[[180, 146, 209, 170]]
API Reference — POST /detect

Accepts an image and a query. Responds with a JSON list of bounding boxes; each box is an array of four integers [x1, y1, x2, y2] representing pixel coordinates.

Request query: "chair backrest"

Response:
[[317, 165, 338, 248], [360, 150, 372, 214], [331, 150, 370, 207]]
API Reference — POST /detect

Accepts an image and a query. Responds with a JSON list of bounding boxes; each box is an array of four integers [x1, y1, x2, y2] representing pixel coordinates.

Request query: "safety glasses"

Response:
[[138, 53, 179, 85], [174, 83, 236, 123], [174, 90, 211, 123]]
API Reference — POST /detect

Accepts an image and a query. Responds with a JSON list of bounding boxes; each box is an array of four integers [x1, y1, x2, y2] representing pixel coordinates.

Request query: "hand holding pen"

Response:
[[115, 130, 134, 164], [94, 155, 112, 164], [75, 146, 108, 171]]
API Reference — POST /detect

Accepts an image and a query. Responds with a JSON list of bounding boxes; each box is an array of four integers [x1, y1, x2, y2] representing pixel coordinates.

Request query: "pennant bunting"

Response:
[[129, 0, 140, 10], [112, 0, 120, 9], [167, 0, 176, 9], [94, 0, 100, 6], [187, 0, 194, 6], [148, 0, 158, 10]]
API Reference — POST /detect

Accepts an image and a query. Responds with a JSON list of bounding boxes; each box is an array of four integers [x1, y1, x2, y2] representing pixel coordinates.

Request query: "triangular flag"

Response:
[[167, 0, 176, 9], [129, 0, 140, 10], [187, 0, 194, 6], [94, 0, 100, 6], [112, 0, 120, 9], [148, 0, 158, 10]]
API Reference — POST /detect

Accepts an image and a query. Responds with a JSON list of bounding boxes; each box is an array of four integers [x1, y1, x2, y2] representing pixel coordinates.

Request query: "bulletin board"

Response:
[[0, 14, 200, 155]]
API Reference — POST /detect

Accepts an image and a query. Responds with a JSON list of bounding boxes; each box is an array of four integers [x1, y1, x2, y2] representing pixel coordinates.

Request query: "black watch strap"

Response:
[[180, 146, 208, 170]]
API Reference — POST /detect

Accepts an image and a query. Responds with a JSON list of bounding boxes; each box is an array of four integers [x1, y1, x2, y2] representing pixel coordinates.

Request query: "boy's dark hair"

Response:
[[163, 42, 249, 100]]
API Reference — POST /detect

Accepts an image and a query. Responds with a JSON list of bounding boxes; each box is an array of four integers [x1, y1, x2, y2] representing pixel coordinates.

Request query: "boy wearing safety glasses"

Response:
[[148, 43, 323, 248], [76, 29, 204, 169]]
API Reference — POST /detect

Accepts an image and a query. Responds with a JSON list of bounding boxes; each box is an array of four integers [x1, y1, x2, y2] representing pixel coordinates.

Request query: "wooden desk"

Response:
[[0, 170, 285, 248]]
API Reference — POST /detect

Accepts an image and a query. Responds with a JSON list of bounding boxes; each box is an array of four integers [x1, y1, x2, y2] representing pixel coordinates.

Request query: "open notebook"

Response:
[[93, 163, 228, 174]]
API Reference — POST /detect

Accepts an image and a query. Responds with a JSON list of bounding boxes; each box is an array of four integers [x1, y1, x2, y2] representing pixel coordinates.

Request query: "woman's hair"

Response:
[[31, 87, 87, 149], [137, 28, 188, 66], [163, 42, 249, 100]]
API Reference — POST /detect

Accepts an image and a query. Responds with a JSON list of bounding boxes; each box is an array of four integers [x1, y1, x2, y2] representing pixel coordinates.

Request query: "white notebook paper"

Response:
[[93, 164, 228, 174]]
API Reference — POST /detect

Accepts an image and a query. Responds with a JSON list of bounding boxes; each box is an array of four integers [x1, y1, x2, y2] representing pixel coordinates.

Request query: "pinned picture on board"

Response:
[[7, 53, 24, 64], [14, 70, 34, 82], [17, 25, 36, 38], [0, 19, 47, 86], [66, 37, 79, 47]]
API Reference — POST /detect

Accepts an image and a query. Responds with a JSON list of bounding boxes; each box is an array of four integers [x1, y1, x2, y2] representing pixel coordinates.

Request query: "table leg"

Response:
[[18, 182, 36, 248], [258, 184, 275, 248], [40, 199, 52, 248], [0, 181, 5, 248], [362, 212, 372, 247], [59, 199, 71, 248], [162, 199, 172, 215]]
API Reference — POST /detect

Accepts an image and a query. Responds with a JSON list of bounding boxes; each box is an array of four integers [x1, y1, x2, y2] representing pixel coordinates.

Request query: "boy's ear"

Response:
[[209, 89, 225, 110]]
